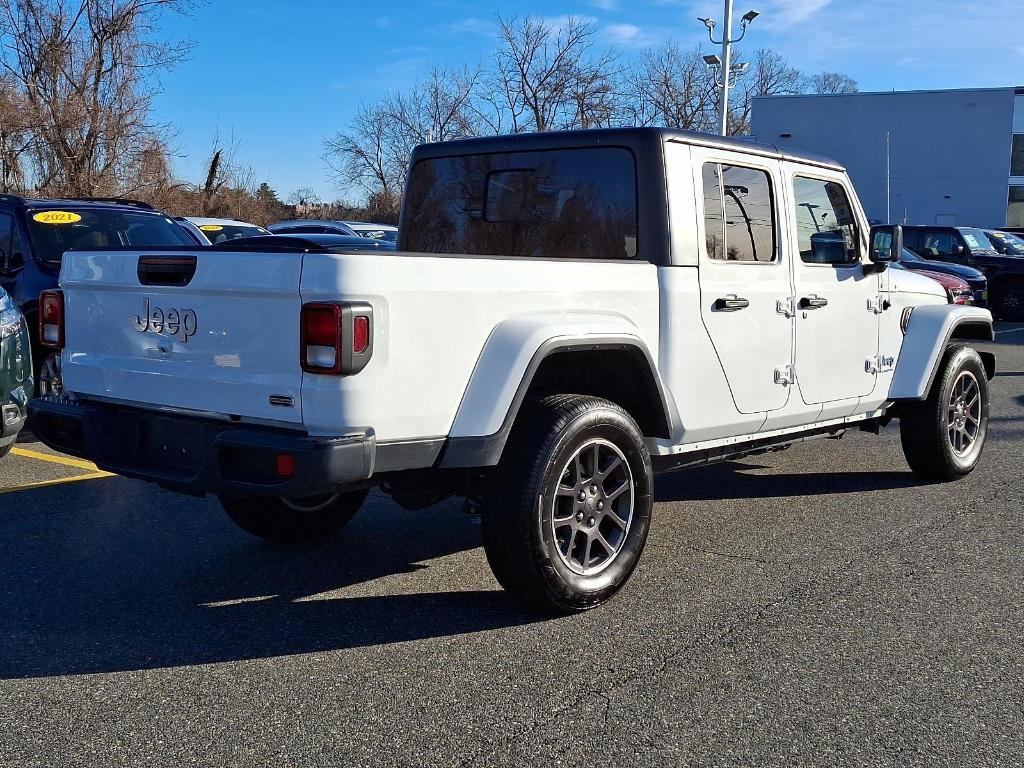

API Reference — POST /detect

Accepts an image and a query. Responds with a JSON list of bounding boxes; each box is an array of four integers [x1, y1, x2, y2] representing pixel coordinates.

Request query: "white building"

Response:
[[752, 87, 1024, 228]]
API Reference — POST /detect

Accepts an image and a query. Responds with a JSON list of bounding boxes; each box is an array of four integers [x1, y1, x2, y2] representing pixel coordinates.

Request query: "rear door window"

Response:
[[701, 163, 777, 262], [402, 147, 638, 260]]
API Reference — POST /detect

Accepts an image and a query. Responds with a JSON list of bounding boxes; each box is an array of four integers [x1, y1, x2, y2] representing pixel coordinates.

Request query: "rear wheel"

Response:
[[900, 345, 989, 482], [219, 488, 369, 542], [481, 394, 653, 614]]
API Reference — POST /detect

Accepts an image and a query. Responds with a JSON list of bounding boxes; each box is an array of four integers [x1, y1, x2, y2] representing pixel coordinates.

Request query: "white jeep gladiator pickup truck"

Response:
[[30, 128, 995, 613]]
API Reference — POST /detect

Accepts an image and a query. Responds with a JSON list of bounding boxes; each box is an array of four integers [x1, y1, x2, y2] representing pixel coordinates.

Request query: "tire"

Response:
[[992, 279, 1024, 322], [481, 394, 653, 614], [900, 344, 989, 482], [219, 488, 369, 542]]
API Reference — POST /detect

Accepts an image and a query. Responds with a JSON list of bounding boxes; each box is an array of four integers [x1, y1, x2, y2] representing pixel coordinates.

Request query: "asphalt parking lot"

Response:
[[1, 328, 1022, 768]]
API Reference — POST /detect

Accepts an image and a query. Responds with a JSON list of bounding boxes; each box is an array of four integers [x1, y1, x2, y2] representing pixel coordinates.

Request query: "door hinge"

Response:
[[867, 295, 890, 314], [774, 364, 796, 386], [865, 354, 896, 374], [776, 297, 796, 318]]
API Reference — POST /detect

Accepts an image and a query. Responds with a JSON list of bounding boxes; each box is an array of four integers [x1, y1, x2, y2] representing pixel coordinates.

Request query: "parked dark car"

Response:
[[0, 195, 195, 393], [893, 263, 974, 305], [0, 286, 31, 456], [267, 220, 359, 237], [984, 229, 1024, 256], [218, 233, 397, 253], [897, 247, 987, 307], [901, 225, 1024, 319]]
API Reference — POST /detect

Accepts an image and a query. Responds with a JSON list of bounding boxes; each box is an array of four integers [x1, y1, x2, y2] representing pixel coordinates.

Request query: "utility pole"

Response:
[[699, 3, 759, 136]]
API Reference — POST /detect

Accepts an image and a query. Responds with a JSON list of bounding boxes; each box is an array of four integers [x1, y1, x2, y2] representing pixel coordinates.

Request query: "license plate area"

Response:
[[139, 415, 219, 473]]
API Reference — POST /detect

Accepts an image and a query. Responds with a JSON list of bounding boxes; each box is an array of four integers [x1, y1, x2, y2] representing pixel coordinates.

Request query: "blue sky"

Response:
[[152, 0, 1024, 200]]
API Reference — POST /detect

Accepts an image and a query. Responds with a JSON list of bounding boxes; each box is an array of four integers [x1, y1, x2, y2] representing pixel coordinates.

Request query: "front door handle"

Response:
[[799, 295, 828, 310], [714, 296, 750, 312]]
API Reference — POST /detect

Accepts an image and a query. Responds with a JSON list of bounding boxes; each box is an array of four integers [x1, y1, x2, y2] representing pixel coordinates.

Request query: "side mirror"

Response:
[[953, 245, 966, 257], [868, 225, 902, 265]]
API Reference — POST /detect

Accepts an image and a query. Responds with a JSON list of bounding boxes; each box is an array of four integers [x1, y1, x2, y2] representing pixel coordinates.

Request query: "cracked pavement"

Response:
[[1, 331, 1022, 767]]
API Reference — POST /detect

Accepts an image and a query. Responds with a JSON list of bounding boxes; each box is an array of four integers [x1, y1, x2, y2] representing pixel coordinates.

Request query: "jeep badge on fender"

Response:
[[132, 297, 198, 343]]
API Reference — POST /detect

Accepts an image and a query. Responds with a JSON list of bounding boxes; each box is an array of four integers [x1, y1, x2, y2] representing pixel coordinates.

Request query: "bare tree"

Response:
[[0, 73, 30, 191], [488, 15, 619, 133], [323, 65, 480, 220], [623, 42, 717, 130], [729, 49, 806, 135], [810, 71, 859, 94], [0, 0, 191, 196]]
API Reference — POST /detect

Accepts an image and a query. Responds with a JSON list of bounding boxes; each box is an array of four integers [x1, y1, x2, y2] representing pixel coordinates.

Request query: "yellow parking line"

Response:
[[0, 471, 113, 495], [10, 446, 102, 472]]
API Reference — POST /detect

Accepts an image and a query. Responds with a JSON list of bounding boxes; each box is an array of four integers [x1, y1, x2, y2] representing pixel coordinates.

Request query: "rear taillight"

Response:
[[39, 289, 64, 349], [300, 301, 373, 375]]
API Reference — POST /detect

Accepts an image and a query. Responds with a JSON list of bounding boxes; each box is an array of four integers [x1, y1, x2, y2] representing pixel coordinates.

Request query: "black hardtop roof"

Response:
[[409, 126, 844, 171]]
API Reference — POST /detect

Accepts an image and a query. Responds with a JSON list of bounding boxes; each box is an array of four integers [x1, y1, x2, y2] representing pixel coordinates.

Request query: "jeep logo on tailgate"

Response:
[[132, 297, 198, 343]]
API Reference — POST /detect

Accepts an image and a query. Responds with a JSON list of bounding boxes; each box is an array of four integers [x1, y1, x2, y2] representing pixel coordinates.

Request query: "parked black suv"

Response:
[[0, 195, 194, 392], [901, 225, 1024, 320]]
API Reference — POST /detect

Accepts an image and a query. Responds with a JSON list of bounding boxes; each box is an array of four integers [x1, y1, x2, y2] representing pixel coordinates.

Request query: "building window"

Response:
[[1009, 186, 1024, 228], [1013, 135, 1024, 177]]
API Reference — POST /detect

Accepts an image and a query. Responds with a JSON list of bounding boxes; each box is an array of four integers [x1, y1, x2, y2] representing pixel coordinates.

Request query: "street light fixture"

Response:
[[697, 1, 760, 136]]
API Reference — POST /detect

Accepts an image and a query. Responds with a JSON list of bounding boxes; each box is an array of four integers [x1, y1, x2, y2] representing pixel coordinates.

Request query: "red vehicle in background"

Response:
[[912, 268, 975, 305]]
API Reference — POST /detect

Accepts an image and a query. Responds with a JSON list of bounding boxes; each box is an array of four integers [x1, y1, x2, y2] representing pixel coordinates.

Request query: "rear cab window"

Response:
[[402, 147, 638, 260], [27, 208, 194, 264], [701, 162, 777, 262]]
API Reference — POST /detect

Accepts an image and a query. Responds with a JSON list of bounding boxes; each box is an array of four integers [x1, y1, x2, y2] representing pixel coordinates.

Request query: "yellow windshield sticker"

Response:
[[33, 210, 82, 225], [199, 225, 224, 232]]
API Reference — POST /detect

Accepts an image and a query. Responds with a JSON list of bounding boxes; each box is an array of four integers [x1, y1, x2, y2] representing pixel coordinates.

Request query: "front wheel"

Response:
[[219, 488, 369, 542], [481, 395, 653, 614], [900, 344, 989, 482]]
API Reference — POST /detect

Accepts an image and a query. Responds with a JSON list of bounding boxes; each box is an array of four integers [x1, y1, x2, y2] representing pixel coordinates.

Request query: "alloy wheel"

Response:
[[552, 438, 634, 575], [947, 370, 981, 457]]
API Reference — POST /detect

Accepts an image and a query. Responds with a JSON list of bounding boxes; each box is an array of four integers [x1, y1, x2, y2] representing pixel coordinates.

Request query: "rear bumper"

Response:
[[28, 397, 376, 497]]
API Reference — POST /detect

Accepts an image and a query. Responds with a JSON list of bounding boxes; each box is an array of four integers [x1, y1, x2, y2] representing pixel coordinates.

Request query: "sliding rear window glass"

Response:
[[402, 147, 638, 260]]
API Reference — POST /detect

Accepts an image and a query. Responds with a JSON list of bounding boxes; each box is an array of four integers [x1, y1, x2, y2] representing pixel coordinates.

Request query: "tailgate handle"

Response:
[[138, 255, 197, 287]]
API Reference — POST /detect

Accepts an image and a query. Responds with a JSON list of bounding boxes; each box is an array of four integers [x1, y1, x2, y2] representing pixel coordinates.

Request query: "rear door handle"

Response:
[[799, 295, 828, 310], [713, 296, 750, 312]]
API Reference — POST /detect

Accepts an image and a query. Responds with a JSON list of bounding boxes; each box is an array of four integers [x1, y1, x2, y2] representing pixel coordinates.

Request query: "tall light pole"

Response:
[[698, 4, 759, 136]]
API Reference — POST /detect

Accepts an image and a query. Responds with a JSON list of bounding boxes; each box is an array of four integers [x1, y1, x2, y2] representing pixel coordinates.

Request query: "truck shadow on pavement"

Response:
[[0, 481, 540, 679], [0, 458, 928, 679], [654, 460, 918, 502]]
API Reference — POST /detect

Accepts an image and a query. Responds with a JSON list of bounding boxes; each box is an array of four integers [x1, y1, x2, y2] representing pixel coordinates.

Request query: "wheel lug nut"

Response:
[[587, 517, 595, 526], [575, 511, 584, 522], [589, 485, 597, 494], [597, 501, 604, 510], [578, 491, 587, 501]]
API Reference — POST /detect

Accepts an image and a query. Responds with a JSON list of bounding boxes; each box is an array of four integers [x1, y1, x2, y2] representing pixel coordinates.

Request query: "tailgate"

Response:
[[61, 249, 304, 424]]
